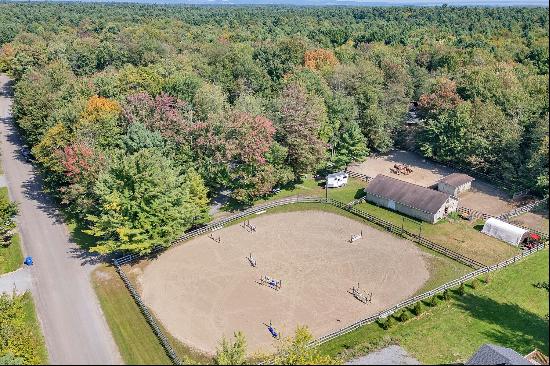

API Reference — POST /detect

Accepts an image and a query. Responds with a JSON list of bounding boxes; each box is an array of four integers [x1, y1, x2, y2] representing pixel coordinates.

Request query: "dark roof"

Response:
[[439, 173, 475, 187], [365, 175, 451, 214], [466, 344, 532, 365]]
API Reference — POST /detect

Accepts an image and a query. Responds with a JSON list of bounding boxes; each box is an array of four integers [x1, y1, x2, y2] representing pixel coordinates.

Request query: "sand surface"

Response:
[[138, 210, 430, 355]]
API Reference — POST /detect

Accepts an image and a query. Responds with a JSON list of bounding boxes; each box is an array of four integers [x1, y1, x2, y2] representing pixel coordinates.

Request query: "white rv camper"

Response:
[[326, 172, 349, 188]]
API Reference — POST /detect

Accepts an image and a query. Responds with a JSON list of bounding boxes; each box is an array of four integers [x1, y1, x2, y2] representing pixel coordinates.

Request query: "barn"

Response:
[[437, 173, 475, 196], [364, 175, 459, 224]]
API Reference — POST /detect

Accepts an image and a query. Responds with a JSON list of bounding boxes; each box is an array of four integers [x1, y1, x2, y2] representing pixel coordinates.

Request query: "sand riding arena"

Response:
[[135, 210, 433, 355]]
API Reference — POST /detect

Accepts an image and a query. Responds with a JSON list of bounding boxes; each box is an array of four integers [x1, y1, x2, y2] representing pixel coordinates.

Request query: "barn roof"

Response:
[[365, 175, 451, 214], [439, 173, 475, 187], [466, 344, 532, 365]]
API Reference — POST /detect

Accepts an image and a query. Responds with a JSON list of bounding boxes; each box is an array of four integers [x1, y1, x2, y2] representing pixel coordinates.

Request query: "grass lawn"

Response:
[[0, 187, 23, 274], [318, 248, 550, 364], [0, 233, 23, 275], [222, 176, 366, 213], [21, 292, 48, 364], [354, 201, 520, 265], [92, 265, 212, 365]]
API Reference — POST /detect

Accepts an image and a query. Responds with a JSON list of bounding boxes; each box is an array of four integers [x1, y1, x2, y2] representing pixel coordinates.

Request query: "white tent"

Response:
[[481, 218, 529, 246]]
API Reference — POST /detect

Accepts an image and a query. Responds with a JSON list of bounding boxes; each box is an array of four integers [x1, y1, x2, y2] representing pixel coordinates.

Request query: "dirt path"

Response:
[[0, 74, 122, 364], [138, 210, 430, 355]]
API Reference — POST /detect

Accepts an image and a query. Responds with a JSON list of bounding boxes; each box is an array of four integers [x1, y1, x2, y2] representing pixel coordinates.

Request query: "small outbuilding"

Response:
[[364, 174, 458, 223], [466, 344, 533, 365], [326, 172, 348, 188], [437, 173, 475, 196], [481, 218, 529, 246]]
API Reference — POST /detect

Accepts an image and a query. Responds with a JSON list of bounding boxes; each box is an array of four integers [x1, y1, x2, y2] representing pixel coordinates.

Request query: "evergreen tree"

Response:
[[332, 121, 369, 169]]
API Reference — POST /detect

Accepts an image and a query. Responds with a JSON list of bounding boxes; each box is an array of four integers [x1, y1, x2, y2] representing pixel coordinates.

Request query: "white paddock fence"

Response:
[[308, 242, 546, 348]]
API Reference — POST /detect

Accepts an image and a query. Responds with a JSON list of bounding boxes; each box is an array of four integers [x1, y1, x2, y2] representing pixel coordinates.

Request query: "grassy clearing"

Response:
[[222, 176, 366, 213], [0, 233, 23, 275], [318, 249, 549, 364], [0, 187, 23, 274], [354, 201, 519, 265], [21, 292, 48, 364], [92, 265, 212, 365]]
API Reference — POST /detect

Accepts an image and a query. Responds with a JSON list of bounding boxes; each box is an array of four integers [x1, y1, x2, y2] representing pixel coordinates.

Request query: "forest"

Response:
[[0, 2, 548, 255]]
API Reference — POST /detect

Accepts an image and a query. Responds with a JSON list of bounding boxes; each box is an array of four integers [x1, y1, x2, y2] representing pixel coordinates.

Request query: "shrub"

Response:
[[412, 302, 423, 316], [457, 283, 466, 296], [470, 279, 478, 289], [442, 289, 451, 301], [379, 317, 396, 330], [429, 295, 438, 307], [484, 274, 492, 284], [398, 310, 412, 322]]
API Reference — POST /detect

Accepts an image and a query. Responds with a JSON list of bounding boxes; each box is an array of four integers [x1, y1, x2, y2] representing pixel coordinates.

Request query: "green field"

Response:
[[21, 292, 49, 364], [0, 187, 23, 274], [92, 265, 212, 365], [318, 249, 550, 364], [354, 201, 520, 265]]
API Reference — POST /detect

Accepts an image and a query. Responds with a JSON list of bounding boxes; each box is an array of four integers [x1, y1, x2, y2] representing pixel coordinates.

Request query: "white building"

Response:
[[481, 218, 529, 246], [437, 173, 475, 196], [364, 174, 458, 223]]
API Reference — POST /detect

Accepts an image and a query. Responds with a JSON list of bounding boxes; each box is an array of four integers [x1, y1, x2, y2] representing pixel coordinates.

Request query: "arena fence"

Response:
[[112, 195, 543, 364], [112, 261, 183, 365], [308, 242, 546, 348]]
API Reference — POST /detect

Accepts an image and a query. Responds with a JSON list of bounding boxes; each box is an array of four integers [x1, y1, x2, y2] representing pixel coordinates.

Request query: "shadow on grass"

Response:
[[454, 293, 549, 354], [353, 188, 366, 199]]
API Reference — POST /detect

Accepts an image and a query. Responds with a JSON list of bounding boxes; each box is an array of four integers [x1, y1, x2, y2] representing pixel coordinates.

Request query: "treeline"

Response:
[[0, 3, 547, 254]]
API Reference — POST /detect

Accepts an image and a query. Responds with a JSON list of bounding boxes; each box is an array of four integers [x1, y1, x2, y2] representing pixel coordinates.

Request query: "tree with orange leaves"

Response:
[[303, 49, 338, 71]]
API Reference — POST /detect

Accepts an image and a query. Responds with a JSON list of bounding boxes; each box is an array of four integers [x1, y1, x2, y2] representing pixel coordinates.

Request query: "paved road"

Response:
[[0, 267, 32, 295], [345, 345, 421, 365], [0, 74, 122, 364]]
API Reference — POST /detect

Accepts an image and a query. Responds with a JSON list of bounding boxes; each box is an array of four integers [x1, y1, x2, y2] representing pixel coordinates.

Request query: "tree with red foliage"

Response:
[[418, 78, 463, 117]]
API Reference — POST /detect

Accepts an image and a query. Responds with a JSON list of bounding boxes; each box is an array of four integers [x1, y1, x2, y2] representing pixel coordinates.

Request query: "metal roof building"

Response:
[[364, 175, 458, 223], [437, 173, 475, 196], [466, 344, 533, 365]]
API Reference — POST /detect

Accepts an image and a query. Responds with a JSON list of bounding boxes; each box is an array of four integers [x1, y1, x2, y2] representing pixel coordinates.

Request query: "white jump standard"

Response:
[[247, 253, 257, 267], [349, 283, 372, 304], [259, 275, 282, 291], [349, 230, 363, 243], [241, 220, 257, 233]]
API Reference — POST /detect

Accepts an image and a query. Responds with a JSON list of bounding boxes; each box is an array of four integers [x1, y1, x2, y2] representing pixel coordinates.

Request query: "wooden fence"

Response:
[[458, 205, 549, 242], [113, 260, 183, 365], [497, 197, 548, 221], [308, 242, 546, 348], [112, 195, 540, 364], [344, 169, 373, 182]]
